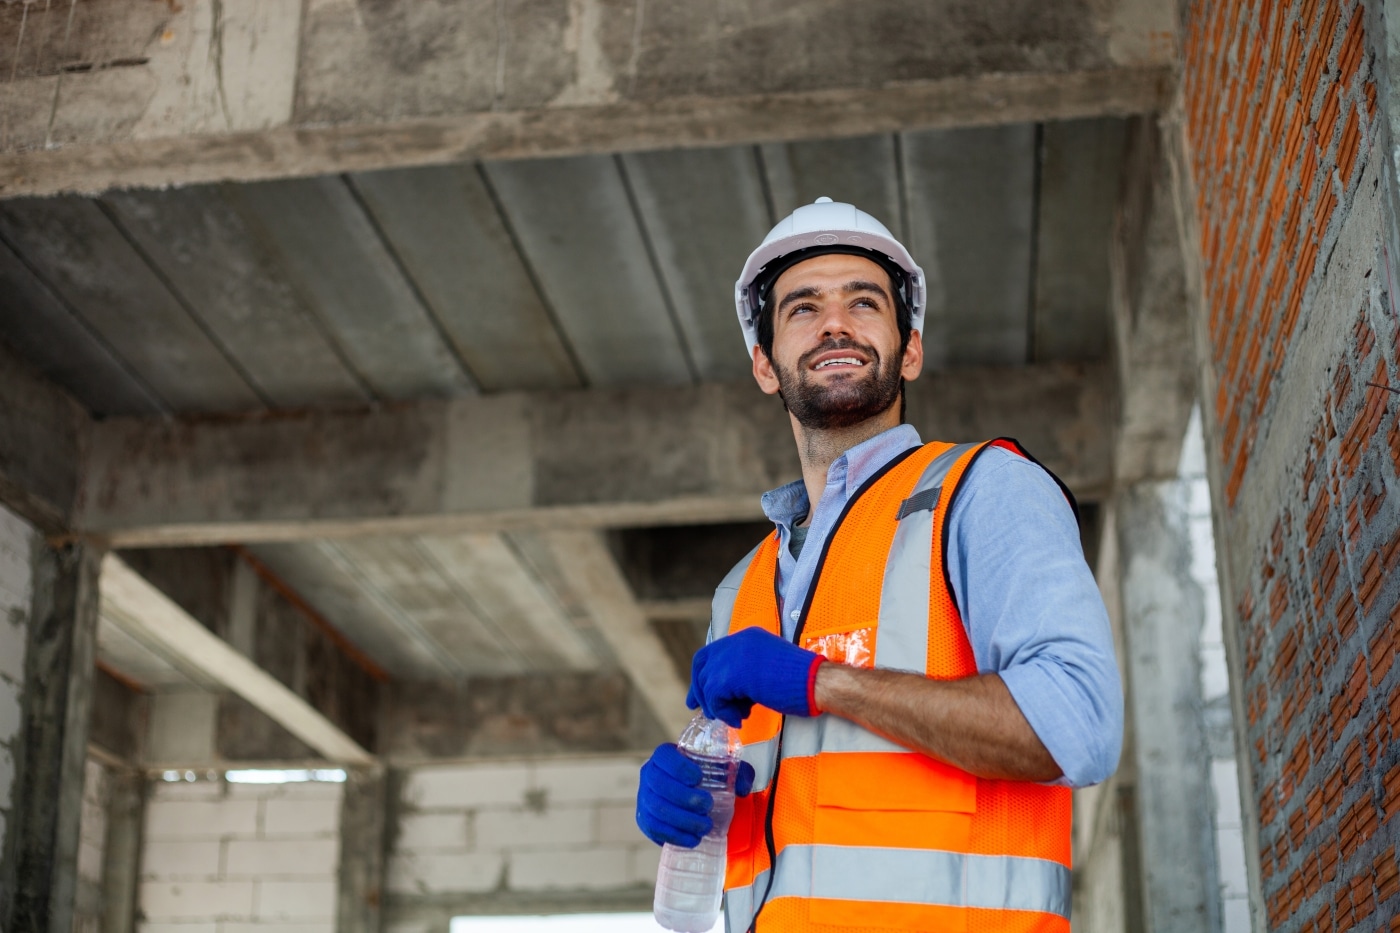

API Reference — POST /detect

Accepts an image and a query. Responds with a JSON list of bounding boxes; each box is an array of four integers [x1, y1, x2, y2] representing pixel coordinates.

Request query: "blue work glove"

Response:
[[636, 743, 756, 847], [687, 627, 825, 728]]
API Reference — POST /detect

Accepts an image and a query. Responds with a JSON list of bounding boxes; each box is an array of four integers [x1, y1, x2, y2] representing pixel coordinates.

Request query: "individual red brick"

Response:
[[1383, 529, 1400, 572], [1315, 184, 1339, 243], [1263, 780, 1281, 827], [1322, 838, 1341, 882], [1338, 106, 1362, 188], [1389, 679, 1400, 735], [1307, 785, 1326, 830], [1339, 592, 1359, 642], [1325, 768, 1346, 816], [1355, 315, 1376, 358], [1371, 623, 1396, 685], [1346, 498, 1363, 542], [1362, 479, 1387, 524], [1390, 419, 1400, 476], [1359, 552, 1384, 613], [1292, 805, 1311, 848], [1353, 871, 1376, 922], [1317, 78, 1343, 149], [1377, 847, 1399, 903], [1337, 5, 1367, 91], [1308, 487, 1333, 548], [1383, 763, 1400, 819], [1344, 736, 1365, 785], [1365, 79, 1378, 122], [1320, 547, 1342, 599], [1346, 655, 1369, 717]]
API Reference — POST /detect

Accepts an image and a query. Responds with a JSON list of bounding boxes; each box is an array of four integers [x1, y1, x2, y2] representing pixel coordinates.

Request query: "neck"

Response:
[[790, 408, 902, 523]]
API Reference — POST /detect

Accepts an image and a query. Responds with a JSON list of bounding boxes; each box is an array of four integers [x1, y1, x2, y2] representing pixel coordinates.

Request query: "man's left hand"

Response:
[[687, 628, 824, 727]]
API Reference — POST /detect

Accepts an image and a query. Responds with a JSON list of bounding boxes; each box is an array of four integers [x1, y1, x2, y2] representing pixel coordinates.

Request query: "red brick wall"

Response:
[[1183, 0, 1400, 930]]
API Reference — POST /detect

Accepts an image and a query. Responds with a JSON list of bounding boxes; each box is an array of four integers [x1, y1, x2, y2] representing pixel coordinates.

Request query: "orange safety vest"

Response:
[[708, 439, 1074, 933]]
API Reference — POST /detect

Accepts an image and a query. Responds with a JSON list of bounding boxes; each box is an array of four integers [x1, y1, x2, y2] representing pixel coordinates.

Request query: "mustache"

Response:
[[797, 338, 880, 370]]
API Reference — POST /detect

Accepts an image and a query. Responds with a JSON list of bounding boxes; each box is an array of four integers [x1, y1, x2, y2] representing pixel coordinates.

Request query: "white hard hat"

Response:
[[734, 197, 926, 359]]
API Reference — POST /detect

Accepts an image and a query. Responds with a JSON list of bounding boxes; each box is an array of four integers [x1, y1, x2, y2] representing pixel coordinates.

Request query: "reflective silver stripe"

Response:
[[740, 737, 778, 793], [781, 714, 910, 759], [709, 541, 764, 644], [766, 844, 1071, 919], [724, 868, 768, 933], [874, 443, 977, 674]]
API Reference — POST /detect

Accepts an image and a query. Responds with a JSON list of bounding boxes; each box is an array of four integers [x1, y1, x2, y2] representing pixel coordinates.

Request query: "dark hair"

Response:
[[753, 247, 914, 363]]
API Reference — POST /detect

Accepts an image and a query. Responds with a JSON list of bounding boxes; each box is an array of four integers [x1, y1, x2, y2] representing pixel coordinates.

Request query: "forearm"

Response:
[[812, 662, 1063, 782]]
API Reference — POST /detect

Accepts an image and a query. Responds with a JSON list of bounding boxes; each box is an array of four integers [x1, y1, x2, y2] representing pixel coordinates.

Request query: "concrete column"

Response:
[[0, 542, 102, 933], [1116, 481, 1220, 933], [99, 771, 146, 933], [338, 767, 388, 933]]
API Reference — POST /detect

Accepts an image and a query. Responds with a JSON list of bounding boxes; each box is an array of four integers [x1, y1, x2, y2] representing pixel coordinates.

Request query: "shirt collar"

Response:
[[760, 423, 923, 527]]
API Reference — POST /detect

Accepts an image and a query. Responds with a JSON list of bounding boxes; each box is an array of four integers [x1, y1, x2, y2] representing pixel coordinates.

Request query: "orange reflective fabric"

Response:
[[725, 534, 782, 891], [722, 440, 1073, 931]]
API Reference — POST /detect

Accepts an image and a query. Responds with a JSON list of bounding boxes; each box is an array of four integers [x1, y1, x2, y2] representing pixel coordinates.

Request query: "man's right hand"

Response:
[[636, 743, 754, 848]]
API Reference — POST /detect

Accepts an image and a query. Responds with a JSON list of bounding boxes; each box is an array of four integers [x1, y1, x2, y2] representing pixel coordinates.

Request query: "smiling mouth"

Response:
[[813, 357, 866, 370]]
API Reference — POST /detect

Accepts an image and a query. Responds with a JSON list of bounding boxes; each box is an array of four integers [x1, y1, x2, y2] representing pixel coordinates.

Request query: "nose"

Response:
[[815, 301, 856, 341]]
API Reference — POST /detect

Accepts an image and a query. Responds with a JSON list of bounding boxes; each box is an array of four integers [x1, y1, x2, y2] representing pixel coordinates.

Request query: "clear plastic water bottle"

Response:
[[653, 713, 742, 932]]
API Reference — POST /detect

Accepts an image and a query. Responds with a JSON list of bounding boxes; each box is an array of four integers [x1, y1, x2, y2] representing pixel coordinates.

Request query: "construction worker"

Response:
[[635, 198, 1122, 932]]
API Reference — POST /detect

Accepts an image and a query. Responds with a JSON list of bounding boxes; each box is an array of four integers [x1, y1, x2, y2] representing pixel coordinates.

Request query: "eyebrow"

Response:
[[776, 279, 892, 313]]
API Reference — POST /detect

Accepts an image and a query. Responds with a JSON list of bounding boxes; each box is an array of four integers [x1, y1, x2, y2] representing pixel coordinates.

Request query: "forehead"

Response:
[[771, 252, 891, 298]]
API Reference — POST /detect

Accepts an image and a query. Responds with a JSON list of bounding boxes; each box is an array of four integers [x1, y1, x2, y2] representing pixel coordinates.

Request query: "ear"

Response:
[[752, 345, 782, 395], [900, 329, 924, 382]]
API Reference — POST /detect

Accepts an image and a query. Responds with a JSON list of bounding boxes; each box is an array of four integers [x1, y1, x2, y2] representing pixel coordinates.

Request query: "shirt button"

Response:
[[789, 610, 800, 621]]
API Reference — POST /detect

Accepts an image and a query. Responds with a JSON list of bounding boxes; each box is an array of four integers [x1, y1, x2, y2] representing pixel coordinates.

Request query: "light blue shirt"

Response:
[[755, 424, 1123, 788]]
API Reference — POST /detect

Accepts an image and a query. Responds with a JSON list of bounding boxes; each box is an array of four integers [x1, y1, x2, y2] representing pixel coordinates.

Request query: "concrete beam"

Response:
[[0, 0, 1174, 198], [99, 554, 374, 764], [535, 530, 692, 737], [0, 343, 89, 535], [75, 364, 1113, 547], [0, 543, 102, 933]]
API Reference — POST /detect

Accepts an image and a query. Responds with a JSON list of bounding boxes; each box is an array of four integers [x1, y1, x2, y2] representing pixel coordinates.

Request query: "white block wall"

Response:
[[139, 778, 344, 933], [1180, 408, 1251, 933], [389, 755, 657, 899], [0, 502, 35, 860]]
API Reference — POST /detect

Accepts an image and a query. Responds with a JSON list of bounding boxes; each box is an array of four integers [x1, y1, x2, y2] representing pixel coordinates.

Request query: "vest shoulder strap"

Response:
[[708, 535, 772, 644]]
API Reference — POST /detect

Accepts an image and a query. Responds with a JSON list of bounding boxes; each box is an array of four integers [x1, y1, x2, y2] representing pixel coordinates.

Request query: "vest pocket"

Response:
[[802, 624, 876, 668]]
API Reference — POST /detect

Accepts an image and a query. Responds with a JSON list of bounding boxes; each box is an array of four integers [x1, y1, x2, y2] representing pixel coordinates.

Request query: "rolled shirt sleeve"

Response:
[[944, 447, 1124, 788]]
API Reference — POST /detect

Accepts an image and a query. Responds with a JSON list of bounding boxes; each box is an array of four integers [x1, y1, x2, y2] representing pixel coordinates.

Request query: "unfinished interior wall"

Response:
[[0, 503, 34, 872], [386, 755, 656, 932], [138, 777, 344, 930], [1181, 0, 1400, 930]]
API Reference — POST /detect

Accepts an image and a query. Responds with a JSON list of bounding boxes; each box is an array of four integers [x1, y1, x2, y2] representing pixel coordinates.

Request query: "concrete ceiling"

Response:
[[0, 119, 1129, 726]]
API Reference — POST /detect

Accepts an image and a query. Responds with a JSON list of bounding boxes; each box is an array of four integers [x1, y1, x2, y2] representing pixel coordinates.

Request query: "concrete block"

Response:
[[228, 780, 343, 802], [509, 846, 632, 891], [226, 838, 340, 878], [401, 762, 532, 810], [140, 880, 256, 920], [474, 806, 594, 851], [262, 798, 341, 838], [146, 799, 261, 840], [531, 759, 640, 805], [255, 880, 337, 920], [1216, 826, 1249, 899], [141, 839, 223, 879], [150, 780, 227, 802], [0, 601, 26, 683], [394, 811, 470, 851], [630, 844, 662, 886], [386, 851, 503, 895], [597, 802, 646, 845]]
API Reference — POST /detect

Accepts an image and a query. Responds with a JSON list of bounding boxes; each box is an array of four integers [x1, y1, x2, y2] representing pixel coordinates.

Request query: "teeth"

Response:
[[815, 357, 863, 369]]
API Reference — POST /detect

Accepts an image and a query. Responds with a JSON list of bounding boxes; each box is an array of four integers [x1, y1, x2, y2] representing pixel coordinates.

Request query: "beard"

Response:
[[774, 337, 904, 430]]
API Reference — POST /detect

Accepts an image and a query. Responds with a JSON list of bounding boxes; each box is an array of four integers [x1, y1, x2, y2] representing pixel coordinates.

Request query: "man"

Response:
[[636, 198, 1122, 932]]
